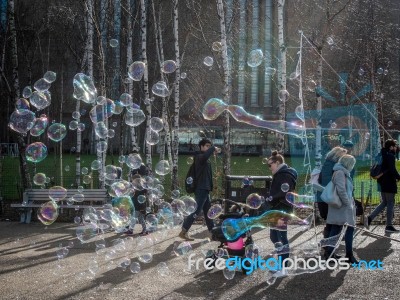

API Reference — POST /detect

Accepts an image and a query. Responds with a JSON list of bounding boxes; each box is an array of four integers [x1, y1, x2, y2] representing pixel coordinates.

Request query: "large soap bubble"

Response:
[[161, 60, 177, 74], [247, 49, 264, 67], [152, 81, 169, 97], [202, 98, 304, 138], [125, 109, 146, 127], [207, 204, 223, 219], [47, 123, 67, 142], [179, 196, 197, 216], [128, 61, 145, 81], [29, 91, 51, 110], [222, 210, 309, 241], [246, 193, 265, 209], [38, 200, 59, 225], [73, 73, 97, 104], [26, 142, 48, 163], [155, 160, 170, 176], [8, 109, 35, 134]]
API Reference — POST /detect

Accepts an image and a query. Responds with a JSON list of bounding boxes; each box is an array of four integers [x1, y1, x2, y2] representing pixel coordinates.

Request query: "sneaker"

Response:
[[139, 231, 149, 236], [385, 225, 400, 233], [272, 269, 287, 278], [179, 230, 195, 241]]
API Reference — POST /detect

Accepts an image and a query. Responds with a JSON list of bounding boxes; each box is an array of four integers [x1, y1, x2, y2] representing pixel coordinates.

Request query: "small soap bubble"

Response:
[[109, 39, 119, 47], [203, 56, 214, 67], [326, 36, 334, 45], [278, 90, 289, 102], [281, 183, 290, 192], [180, 72, 187, 79]]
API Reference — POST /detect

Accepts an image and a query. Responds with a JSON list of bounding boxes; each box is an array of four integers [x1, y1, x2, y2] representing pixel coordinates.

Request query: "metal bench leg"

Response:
[[26, 208, 32, 224]]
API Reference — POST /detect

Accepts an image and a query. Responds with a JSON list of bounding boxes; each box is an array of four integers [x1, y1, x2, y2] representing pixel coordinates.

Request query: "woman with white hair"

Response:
[[324, 154, 358, 264]]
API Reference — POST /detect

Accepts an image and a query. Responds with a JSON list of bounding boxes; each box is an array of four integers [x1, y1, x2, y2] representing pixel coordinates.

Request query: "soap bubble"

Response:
[[34, 78, 51, 92], [179, 196, 197, 215], [180, 72, 187, 79], [65, 165, 70, 172], [152, 81, 169, 97], [212, 41, 223, 52], [186, 157, 194, 164], [157, 262, 170, 276], [112, 100, 124, 115], [186, 177, 193, 185], [295, 105, 304, 121], [33, 173, 46, 186], [326, 36, 334, 45], [281, 183, 290, 192], [377, 67, 384, 75], [89, 99, 115, 123], [130, 262, 141, 274], [388, 121, 393, 127], [91, 160, 102, 170], [201, 98, 228, 121], [49, 186, 67, 202], [83, 175, 92, 184], [43, 71, 57, 83], [128, 61, 145, 81], [38, 201, 59, 225], [119, 93, 133, 106], [95, 121, 108, 139], [16, 98, 30, 110], [22, 86, 32, 98], [246, 193, 264, 209], [96, 141, 108, 153], [173, 241, 192, 256], [81, 167, 89, 175], [30, 115, 48, 136], [47, 123, 67, 142], [73, 73, 97, 104], [265, 67, 277, 76], [72, 111, 81, 119], [306, 80, 317, 92], [26, 142, 48, 163], [365, 132, 370, 139], [126, 153, 142, 169], [69, 120, 78, 130], [203, 56, 214, 67], [358, 68, 365, 76], [149, 117, 164, 132], [125, 109, 146, 127], [330, 122, 337, 129], [72, 193, 85, 202], [223, 268, 235, 280], [109, 39, 119, 47], [161, 60, 177, 74], [247, 49, 263, 67], [262, 157, 268, 164], [137, 195, 146, 204], [118, 155, 126, 164], [171, 189, 180, 199], [278, 90, 289, 102], [207, 204, 223, 219], [145, 129, 160, 145], [29, 91, 51, 110], [8, 109, 35, 134], [155, 160, 170, 176]]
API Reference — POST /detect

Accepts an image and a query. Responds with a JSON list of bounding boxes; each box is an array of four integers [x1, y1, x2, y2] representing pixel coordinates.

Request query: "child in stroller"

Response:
[[208, 199, 257, 274]]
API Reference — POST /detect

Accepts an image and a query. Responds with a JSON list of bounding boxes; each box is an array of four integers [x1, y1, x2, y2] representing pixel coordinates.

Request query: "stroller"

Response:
[[208, 199, 257, 274]]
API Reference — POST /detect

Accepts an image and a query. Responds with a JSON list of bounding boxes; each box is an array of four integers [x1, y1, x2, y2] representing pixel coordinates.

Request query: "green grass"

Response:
[[1, 154, 399, 205]]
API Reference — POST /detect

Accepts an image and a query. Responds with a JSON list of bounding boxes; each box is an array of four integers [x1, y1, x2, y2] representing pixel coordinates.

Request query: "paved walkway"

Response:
[[0, 221, 399, 300]]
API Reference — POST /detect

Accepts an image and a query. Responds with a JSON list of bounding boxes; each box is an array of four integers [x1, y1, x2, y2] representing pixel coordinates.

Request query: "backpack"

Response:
[[370, 153, 384, 179], [185, 157, 196, 194]]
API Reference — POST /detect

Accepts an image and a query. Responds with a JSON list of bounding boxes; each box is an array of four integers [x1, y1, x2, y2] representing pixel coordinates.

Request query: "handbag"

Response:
[[320, 172, 342, 209]]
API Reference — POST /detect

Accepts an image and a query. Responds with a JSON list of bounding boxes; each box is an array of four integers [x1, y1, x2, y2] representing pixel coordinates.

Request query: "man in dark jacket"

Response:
[[366, 139, 400, 233], [179, 138, 219, 241]]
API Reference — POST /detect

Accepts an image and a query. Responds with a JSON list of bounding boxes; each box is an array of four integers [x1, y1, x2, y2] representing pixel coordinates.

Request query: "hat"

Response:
[[342, 140, 354, 148]]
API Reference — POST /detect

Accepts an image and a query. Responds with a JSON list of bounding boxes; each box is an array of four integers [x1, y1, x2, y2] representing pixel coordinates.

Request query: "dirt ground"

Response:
[[0, 221, 399, 300]]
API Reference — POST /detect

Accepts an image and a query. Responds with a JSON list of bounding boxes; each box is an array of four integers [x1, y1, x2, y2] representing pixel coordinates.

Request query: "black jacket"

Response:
[[194, 146, 215, 191], [377, 148, 400, 193], [130, 164, 150, 212], [267, 164, 298, 213]]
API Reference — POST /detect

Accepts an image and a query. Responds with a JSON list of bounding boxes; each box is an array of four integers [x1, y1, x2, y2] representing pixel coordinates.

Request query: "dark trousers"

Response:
[[182, 189, 214, 232], [327, 225, 354, 255], [270, 229, 289, 263]]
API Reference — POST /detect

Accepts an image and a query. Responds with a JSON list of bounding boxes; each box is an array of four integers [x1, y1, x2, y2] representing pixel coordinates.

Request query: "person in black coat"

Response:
[[367, 139, 400, 233], [265, 151, 297, 277]]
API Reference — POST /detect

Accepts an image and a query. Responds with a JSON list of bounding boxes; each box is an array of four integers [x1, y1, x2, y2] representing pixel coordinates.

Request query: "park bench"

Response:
[[11, 189, 110, 223]]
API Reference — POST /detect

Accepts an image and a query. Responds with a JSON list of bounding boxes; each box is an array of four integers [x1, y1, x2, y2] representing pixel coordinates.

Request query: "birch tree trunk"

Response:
[[171, 0, 180, 190], [140, 0, 152, 168], [276, 0, 286, 154], [217, 0, 231, 181], [9, 0, 31, 189]]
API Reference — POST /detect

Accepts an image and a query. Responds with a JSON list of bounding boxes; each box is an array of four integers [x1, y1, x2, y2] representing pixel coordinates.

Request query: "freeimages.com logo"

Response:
[[187, 253, 384, 275]]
